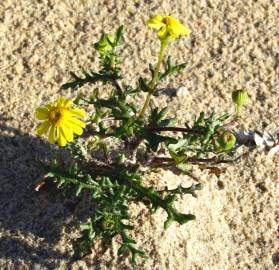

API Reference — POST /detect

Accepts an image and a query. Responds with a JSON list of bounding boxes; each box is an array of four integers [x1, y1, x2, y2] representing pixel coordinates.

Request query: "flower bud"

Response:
[[232, 90, 248, 114], [215, 130, 236, 152], [102, 219, 114, 230]]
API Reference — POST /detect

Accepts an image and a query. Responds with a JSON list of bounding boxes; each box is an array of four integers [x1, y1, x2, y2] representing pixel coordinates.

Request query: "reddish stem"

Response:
[[146, 126, 202, 135]]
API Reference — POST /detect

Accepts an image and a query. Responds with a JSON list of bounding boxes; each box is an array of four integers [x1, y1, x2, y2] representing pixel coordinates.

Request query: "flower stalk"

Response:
[[138, 40, 167, 117]]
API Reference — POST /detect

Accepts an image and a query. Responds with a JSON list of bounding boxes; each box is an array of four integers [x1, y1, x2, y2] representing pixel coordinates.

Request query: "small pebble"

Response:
[[176, 86, 188, 98]]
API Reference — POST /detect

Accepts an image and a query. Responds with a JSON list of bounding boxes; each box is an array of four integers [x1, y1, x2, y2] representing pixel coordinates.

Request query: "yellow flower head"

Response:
[[35, 96, 86, 147], [147, 15, 190, 42]]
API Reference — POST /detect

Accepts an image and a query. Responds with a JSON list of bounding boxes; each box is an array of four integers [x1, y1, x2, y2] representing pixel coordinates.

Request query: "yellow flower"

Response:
[[147, 15, 190, 42], [35, 96, 86, 147]]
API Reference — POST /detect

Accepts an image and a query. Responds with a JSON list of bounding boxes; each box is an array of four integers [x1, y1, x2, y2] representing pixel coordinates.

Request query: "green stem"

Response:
[[138, 41, 168, 117], [236, 105, 240, 118]]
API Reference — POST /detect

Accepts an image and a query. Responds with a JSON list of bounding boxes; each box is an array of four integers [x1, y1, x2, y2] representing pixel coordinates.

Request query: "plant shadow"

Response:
[[0, 124, 92, 269]]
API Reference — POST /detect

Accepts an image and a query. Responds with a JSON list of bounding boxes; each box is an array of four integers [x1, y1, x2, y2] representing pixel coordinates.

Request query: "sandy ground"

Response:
[[0, 0, 279, 269]]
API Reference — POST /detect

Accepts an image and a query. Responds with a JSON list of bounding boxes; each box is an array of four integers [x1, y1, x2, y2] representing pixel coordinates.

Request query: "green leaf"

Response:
[[94, 33, 115, 54], [45, 172, 55, 178], [75, 184, 83, 196], [149, 63, 155, 77], [138, 77, 150, 92], [159, 55, 187, 81], [80, 223, 91, 230], [114, 25, 124, 46], [164, 212, 195, 229], [177, 163, 192, 172], [167, 55, 172, 69], [117, 244, 127, 255], [145, 133, 169, 152], [157, 107, 168, 121], [159, 118, 176, 127], [61, 71, 119, 90], [149, 107, 170, 125], [168, 139, 188, 152], [69, 163, 79, 176]]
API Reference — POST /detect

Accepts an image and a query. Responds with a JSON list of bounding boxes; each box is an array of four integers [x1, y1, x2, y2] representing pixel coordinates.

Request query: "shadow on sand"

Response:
[[0, 124, 92, 269]]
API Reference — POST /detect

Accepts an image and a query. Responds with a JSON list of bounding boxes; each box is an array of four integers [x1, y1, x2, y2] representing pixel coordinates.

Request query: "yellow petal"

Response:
[[35, 107, 49, 120], [69, 123, 83, 135], [67, 117, 86, 128], [36, 121, 50, 136], [167, 16, 190, 38], [60, 125, 73, 142], [48, 125, 56, 144], [65, 99, 74, 108], [179, 25, 191, 37], [167, 27, 180, 39], [147, 15, 165, 29], [169, 19, 190, 37], [157, 26, 167, 39], [70, 108, 86, 118], [57, 127, 67, 147], [57, 96, 65, 107]]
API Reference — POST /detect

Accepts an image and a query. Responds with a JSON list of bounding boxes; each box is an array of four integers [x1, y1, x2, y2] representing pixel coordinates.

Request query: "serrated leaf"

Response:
[[57, 178, 66, 188], [114, 25, 124, 46], [169, 150, 186, 163], [168, 139, 188, 152], [157, 107, 168, 121], [69, 162, 79, 175], [164, 217, 173, 229], [45, 172, 55, 178], [75, 184, 83, 196], [145, 133, 168, 152], [80, 223, 91, 230], [138, 77, 150, 92], [177, 163, 192, 172], [159, 118, 176, 127], [118, 245, 127, 255], [167, 55, 172, 69], [149, 63, 155, 77]]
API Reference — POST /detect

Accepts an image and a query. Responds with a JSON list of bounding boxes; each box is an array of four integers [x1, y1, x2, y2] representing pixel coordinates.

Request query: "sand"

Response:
[[0, 0, 278, 269]]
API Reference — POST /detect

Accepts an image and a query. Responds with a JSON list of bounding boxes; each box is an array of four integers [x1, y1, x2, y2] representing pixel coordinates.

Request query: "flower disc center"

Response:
[[162, 17, 171, 25], [49, 107, 66, 124]]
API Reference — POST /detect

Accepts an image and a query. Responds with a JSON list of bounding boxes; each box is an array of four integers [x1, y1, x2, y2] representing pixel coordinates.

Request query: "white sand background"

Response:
[[0, 0, 278, 269]]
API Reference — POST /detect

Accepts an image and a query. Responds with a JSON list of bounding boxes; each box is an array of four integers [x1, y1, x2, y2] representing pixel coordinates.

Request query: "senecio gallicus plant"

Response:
[[35, 15, 247, 264]]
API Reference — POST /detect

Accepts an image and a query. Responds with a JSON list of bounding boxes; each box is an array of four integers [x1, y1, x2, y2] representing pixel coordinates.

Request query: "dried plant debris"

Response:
[[234, 129, 279, 155]]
